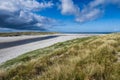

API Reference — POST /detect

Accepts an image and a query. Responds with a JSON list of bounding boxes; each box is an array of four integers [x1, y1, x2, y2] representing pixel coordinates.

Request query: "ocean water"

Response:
[[62, 32, 115, 34]]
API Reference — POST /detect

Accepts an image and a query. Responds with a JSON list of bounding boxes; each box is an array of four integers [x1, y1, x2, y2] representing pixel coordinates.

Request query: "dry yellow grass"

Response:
[[0, 33, 120, 80]]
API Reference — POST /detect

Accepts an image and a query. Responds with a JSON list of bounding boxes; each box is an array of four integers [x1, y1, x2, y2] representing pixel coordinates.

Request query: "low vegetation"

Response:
[[0, 33, 120, 80], [0, 32, 58, 37]]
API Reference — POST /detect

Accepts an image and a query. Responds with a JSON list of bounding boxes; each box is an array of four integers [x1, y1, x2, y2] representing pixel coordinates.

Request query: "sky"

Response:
[[0, 0, 120, 32]]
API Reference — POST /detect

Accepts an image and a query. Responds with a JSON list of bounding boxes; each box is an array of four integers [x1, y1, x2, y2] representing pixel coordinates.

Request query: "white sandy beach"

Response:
[[0, 34, 99, 64]]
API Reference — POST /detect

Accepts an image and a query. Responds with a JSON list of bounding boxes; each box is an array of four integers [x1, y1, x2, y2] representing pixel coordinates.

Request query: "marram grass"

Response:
[[0, 33, 120, 80]]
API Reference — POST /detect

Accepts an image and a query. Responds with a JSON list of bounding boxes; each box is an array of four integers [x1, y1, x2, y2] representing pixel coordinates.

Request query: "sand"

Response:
[[0, 34, 99, 64]]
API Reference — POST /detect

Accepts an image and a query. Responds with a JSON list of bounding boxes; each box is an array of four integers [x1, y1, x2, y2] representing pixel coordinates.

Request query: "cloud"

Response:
[[60, 0, 79, 15], [107, 0, 120, 4], [60, 0, 120, 23], [0, 0, 55, 30], [89, 0, 120, 7], [89, 0, 105, 8], [76, 9, 102, 22], [60, 0, 102, 23], [75, 0, 104, 23]]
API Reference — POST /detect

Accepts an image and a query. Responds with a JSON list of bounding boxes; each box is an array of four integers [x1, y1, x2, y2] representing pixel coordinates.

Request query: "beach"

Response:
[[0, 34, 98, 64]]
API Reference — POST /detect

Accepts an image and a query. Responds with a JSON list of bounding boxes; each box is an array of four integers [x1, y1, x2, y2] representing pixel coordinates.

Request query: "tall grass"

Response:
[[0, 33, 120, 80]]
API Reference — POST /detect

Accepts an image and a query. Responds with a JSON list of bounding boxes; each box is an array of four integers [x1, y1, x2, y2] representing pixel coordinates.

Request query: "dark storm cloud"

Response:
[[0, 0, 55, 30]]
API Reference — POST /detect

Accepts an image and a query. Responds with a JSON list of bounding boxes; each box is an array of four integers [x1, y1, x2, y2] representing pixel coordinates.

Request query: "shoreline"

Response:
[[0, 34, 101, 64]]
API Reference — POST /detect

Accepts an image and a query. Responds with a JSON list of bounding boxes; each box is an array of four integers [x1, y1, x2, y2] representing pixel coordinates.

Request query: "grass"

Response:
[[0, 33, 120, 80], [0, 32, 58, 37]]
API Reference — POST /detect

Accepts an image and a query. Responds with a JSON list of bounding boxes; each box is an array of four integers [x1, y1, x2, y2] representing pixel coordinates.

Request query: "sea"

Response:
[[62, 32, 117, 34]]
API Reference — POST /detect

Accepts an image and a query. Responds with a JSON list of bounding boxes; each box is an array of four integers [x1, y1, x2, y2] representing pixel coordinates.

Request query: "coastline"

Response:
[[0, 34, 99, 64]]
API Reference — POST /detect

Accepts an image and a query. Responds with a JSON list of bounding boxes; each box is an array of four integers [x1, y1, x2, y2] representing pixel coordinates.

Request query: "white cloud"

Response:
[[76, 9, 102, 22], [60, 0, 120, 23], [107, 0, 120, 4], [61, 0, 79, 15], [39, 1, 54, 9], [0, 0, 53, 12], [0, 0, 55, 30], [89, 0, 105, 8], [60, 0, 102, 23], [89, 0, 120, 7]]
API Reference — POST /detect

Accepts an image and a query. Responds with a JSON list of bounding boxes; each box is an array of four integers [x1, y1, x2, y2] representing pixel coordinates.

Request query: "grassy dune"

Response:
[[0, 32, 58, 37], [0, 33, 120, 80]]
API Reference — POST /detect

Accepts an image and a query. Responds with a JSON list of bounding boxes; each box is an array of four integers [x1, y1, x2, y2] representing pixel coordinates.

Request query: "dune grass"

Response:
[[0, 33, 120, 80], [0, 32, 58, 37]]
